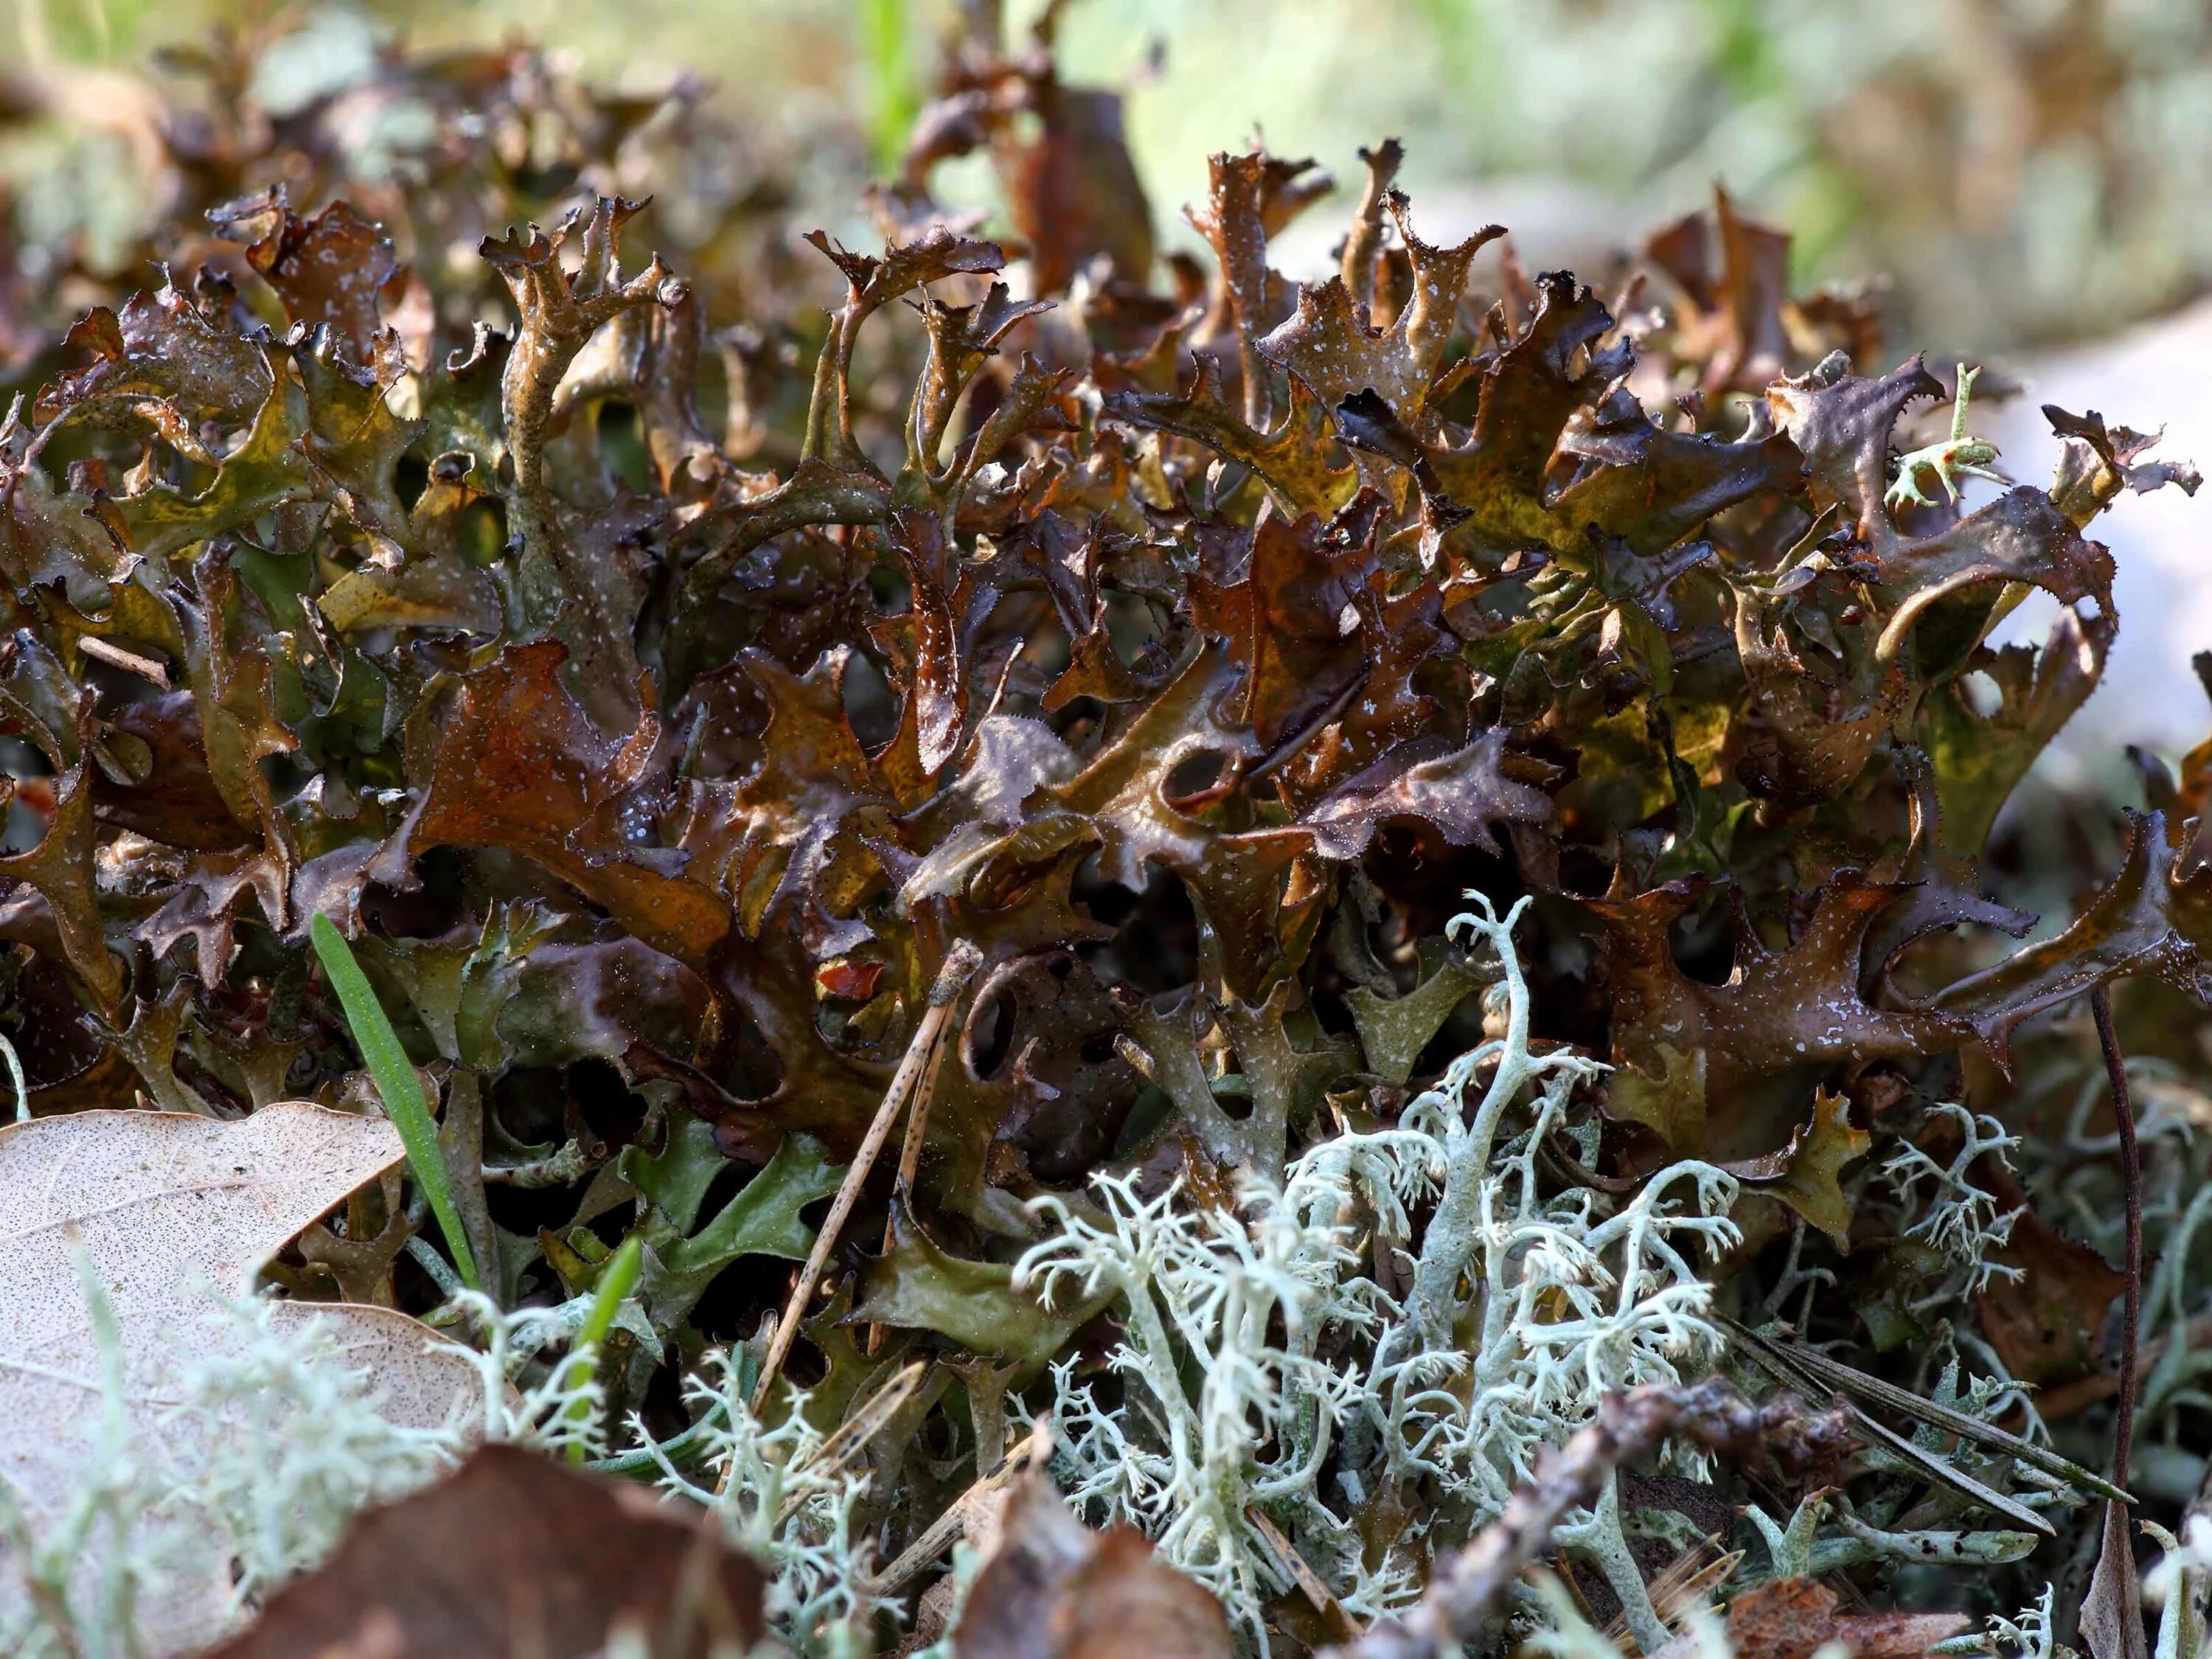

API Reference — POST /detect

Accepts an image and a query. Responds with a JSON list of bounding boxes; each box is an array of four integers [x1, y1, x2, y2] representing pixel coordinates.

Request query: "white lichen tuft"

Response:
[[1015, 894, 1739, 1655], [1933, 1585, 2071, 1659], [1877, 1102, 2026, 1302], [431, 1287, 611, 1457], [636, 1350, 900, 1659], [0, 1256, 167, 1659], [1014, 1166, 1385, 1644], [1, 1274, 627, 1655], [7, 1259, 916, 1659], [164, 1295, 461, 1610], [2144, 1517, 2212, 1659]]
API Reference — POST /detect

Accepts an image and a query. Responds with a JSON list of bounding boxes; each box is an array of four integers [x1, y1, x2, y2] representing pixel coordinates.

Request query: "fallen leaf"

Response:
[[2084, 1502, 2149, 1659], [1977, 1206, 2127, 1388], [950, 1466, 1233, 1659], [1722, 1576, 1968, 1659], [205, 1444, 765, 1658], [0, 1104, 482, 1648]]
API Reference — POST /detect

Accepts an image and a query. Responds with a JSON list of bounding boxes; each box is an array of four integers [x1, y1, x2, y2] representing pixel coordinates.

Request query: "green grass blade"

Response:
[[584, 1401, 725, 1477], [577, 1234, 644, 1352], [859, 0, 916, 176], [567, 1233, 644, 1463], [309, 911, 481, 1293]]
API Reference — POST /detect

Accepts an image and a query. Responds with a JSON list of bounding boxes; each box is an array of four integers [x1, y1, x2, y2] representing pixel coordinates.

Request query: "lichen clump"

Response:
[[0, 8, 2207, 1658]]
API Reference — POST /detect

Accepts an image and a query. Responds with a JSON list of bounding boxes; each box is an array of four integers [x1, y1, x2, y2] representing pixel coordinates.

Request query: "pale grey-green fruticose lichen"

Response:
[[1994, 1054, 2212, 1472], [637, 1349, 903, 1659], [1930, 1521, 2212, 1659], [164, 1295, 462, 1609], [428, 1287, 615, 1456], [2143, 1517, 2212, 1659], [0, 1276, 615, 1656], [17, 1285, 917, 1659], [0, 1256, 167, 1659], [2096, 1066, 2212, 1445], [8, 1270, 914, 1659], [1016, 895, 1741, 1655], [1524, 1568, 1733, 1659], [1933, 1585, 2071, 1659], [1736, 1342, 2065, 1585], [1874, 1102, 2027, 1304]]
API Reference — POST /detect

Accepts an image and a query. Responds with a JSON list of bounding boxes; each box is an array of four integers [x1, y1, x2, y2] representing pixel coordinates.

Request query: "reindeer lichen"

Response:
[[639, 1350, 903, 1659], [1019, 898, 1739, 1652]]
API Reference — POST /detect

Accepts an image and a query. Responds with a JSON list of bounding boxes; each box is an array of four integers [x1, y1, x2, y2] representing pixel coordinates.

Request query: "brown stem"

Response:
[[867, 1021, 955, 1357], [869, 1422, 1055, 1596], [743, 941, 982, 1425], [1324, 1380, 1851, 1659], [2091, 984, 2142, 1490]]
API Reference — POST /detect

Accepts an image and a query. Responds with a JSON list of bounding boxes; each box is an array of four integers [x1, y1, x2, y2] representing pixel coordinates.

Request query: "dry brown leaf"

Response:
[[1722, 1576, 1969, 1659], [1976, 1206, 2128, 1388], [206, 1444, 765, 1659], [2084, 1502, 2149, 1659], [949, 1467, 1234, 1659], [0, 1103, 484, 1649]]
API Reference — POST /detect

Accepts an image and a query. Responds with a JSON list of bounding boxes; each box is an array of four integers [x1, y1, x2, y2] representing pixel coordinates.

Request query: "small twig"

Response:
[[780, 1359, 926, 1521], [868, 1023, 956, 1356], [795, 1363, 922, 1481], [75, 634, 170, 689], [2092, 985, 2143, 1491], [1324, 1379, 1851, 1659], [746, 940, 981, 1422], [481, 1138, 594, 1188], [894, 1034, 952, 1205], [1662, 1548, 1745, 1629], [1725, 1314, 2125, 1508], [1248, 1504, 1358, 1641], [869, 1422, 1053, 1596]]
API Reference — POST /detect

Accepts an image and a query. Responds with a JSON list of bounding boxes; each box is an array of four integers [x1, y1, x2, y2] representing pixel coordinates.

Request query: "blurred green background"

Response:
[[9, 0, 2212, 352]]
